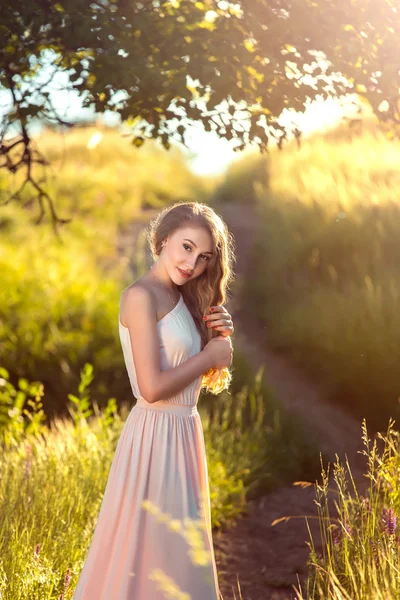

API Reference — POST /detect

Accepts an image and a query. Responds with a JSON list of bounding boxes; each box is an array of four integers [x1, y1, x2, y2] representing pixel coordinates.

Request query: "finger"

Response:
[[205, 313, 231, 323], [204, 315, 222, 324], [209, 306, 224, 313], [212, 323, 233, 332], [206, 318, 230, 327], [214, 328, 232, 336]]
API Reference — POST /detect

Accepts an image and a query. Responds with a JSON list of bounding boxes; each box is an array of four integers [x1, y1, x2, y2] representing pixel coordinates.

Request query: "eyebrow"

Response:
[[183, 239, 213, 255]]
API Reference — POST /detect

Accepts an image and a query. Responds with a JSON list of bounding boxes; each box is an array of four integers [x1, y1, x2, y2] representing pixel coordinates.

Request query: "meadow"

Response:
[[0, 359, 320, 599], [295, 418, 400, 600], [2, 121, 400, 598], [0, 125, 321, 598], [214, 120, 400, 432], [0, 125, 216, 416], [213, 120, 400, 597]]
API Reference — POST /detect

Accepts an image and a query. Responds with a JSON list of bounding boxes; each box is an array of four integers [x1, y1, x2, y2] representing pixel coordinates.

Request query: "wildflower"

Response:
[[24, 443, 32, 480], [141, 499, 161, 516], [342, 515, 353, 539], [370, 539, 380, 564], [59, 567, 71, 599], [64, 568, 71, 589], [361, 495, 372, 514], [167, 520, 183, 533], [188, 548, 211, 567], [384, 508, 397, 536], [158, 512, 173, 524], [332, 526, 342, 545], [24, 459, 31, 480], [388, 509, 397, 535], [148, 568, 191, 600], [34, 543, 40, 560], [344, 523, 353, 537]]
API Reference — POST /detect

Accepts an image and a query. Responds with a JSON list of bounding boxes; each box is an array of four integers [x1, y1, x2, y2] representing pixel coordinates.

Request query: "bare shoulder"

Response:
[[120, 281, 157, 327]]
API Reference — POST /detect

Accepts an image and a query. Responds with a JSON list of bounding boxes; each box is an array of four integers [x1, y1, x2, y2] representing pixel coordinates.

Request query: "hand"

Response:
[[203, 336, 233, 370], [203, 305, 234, 338]]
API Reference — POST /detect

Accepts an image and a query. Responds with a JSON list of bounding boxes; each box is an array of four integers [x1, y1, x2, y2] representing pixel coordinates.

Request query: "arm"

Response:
[[120, 286, 213, 404]]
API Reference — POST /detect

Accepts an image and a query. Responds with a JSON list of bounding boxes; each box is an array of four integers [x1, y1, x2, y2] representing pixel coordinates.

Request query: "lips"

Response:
[[178, 268, 191, 279]]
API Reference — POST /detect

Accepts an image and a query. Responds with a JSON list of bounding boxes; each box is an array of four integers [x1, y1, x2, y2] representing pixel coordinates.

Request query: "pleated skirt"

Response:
[[73, 397, 222, 600]]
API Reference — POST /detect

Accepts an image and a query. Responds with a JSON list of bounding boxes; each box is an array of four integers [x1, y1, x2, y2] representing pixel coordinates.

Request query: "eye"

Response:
[[183, 243, 210, 261]]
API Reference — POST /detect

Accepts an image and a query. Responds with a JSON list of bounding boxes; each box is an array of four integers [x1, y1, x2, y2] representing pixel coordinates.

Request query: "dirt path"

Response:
[[212, 202, 369, 600], [118, 203, 369, 600], [217, 202, 366, 469]]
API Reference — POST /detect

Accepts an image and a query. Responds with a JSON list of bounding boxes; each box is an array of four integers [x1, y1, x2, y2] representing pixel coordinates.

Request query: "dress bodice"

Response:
[[118, 293, 203, 406]]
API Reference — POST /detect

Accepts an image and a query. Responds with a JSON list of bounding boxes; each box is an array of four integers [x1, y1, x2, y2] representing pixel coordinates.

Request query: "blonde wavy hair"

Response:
[[144, 201, 236, 395]]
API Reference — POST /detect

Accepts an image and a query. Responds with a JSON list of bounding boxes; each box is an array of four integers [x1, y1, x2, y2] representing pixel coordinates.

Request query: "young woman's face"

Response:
[[163, 226, 214, 284]]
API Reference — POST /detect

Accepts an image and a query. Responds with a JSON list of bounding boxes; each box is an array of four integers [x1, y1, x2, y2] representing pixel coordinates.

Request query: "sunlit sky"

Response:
[[1, 61, 362, 177], [35, 87, 360, 177], [182, 96, 360, 175], [42, 73, 361, 176]]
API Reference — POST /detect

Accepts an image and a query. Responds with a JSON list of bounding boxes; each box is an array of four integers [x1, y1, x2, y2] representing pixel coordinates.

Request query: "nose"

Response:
[[185, 260, 196, 274]]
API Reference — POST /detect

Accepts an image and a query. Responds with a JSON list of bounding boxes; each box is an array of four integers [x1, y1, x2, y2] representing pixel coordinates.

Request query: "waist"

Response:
[[135, 396, 199, 416]]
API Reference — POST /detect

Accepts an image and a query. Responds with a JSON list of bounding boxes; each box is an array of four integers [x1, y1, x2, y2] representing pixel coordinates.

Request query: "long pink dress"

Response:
[[73, 292, 222, 600]]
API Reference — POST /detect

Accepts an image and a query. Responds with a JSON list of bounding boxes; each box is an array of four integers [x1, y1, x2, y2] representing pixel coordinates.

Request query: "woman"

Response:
[[74, 201, 235, 599]]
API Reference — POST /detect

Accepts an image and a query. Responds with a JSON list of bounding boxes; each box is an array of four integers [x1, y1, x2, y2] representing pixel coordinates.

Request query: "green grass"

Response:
[[0, 215, 127, 416], [0, 359, 319, 599], [4, 361, 400, 600], [295, 418, 400, 600], [3, 121, 391, 598], [1, 125, 218, 230], [217, 119, 400, 430], [0, 126, 218, 416]]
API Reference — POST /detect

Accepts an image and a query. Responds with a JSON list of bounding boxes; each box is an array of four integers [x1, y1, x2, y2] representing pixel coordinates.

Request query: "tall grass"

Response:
[[294, 418, 400, 600], [0, 215, 128, 416], [0, 360, 319, 599], [218, 121, 400, 429], [1, 126, 217, 230], [0, 126, 219, 416]]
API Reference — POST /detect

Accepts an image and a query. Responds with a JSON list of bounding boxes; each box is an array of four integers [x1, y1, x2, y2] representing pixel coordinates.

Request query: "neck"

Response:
[[149, 266, 178, 292]]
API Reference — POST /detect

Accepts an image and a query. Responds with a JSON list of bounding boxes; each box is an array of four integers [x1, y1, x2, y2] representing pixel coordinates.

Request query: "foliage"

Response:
[[0, 127, 212, 415], [211, 150, 268, 206], [0, 222, 127, 416], [1, 1, 400, 225], [295, 418, 400, 600], [0, 366, 126, 600], [0, 366, 47, 449], [228, 121, 400, 430], [0, 362, 319, 599]]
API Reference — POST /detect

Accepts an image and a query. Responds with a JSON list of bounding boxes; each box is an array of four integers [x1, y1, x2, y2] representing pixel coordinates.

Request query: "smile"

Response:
[[177, 268, 191, 279]]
